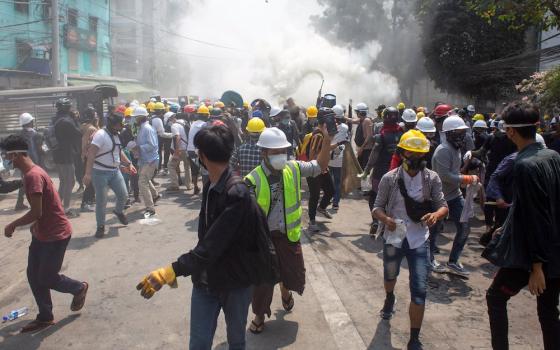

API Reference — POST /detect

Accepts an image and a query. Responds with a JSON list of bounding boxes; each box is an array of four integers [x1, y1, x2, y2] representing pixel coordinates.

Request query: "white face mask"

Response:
[[268, 154, 287, 171]]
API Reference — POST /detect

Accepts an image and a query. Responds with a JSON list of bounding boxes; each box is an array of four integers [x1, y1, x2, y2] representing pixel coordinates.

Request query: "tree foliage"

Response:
[[466, 0, 560, 30], [517, 67, 560, 111], [418, 0, 529, 101]]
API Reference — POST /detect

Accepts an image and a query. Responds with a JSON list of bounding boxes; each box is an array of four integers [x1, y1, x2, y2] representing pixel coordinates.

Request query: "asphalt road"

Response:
[[0, 174, 543, 350]]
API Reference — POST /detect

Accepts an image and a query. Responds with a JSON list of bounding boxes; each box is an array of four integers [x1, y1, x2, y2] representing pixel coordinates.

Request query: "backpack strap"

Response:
[[94, 129, 121, 169]]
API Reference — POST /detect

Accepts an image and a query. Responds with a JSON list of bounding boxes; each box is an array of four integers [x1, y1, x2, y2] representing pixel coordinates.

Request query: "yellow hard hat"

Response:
[[416, 111, 425, 119], [214, 101, 225, 108], [124, 107, 133, 117], [306, 105, 318, 118], [154, 102, 165, 111], [197, 105, 210, 115], [243, 102, 249, 109], [208, 105, 214, 112], [417, 106, 425, 113], [147, 101, 155, 112], [140, 103, 146, 108], [246, 117, 265, 133], [397, 102, 406, 110], [397, 130, 430, 153], [473, 113, 484, 121], [544, 114, 551, 121]]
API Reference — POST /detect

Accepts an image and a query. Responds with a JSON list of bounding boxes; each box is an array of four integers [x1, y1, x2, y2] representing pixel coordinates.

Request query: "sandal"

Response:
[[282, 292, 295, 311], [249, 320, 264, 334]]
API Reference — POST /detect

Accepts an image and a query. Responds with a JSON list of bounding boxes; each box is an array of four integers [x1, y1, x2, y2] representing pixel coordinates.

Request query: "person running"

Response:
[[373, 130, 448, 350], [83, 113, 132, 238], [2, 135, 88, 333], [431, 115, 479, 276], [15, 112, 43, 211], [306, 108, 336, 232], [230, 117, 265, 177], [167, 113, 191, 192], [136, 125, 261, 349], [484, 102, 560, 350], [79, 107, 99, 213], [52, 98, 82, 217], [246, 125, 331, 333], [134, 107, 160, 217]]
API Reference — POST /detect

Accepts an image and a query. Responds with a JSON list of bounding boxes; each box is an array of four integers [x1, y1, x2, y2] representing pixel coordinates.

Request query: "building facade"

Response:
[[0, 0, 111, 89]]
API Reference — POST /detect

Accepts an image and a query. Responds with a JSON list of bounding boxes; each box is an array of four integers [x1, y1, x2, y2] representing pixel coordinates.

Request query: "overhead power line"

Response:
[[0, 19, 46, 29]]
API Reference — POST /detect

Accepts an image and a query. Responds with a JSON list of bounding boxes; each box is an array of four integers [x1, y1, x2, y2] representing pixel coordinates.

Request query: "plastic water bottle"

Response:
[[2, 307, 28, 322]]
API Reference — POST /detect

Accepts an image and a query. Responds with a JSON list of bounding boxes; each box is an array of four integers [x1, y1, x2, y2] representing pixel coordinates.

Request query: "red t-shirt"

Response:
[[24, 165, 72, 241]]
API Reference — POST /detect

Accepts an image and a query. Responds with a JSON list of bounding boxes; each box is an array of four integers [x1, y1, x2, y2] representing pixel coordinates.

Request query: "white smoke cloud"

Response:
[[178, 0, 399, 107]]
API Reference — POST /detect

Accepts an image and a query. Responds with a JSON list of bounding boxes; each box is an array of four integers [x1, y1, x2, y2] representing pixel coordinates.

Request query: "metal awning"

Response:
[[67, 75, 158, 99]]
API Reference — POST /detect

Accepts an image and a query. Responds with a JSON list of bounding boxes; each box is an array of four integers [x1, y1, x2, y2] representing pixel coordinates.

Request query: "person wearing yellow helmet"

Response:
[[147, 101, 155, 113], [230, 118, 265, 177], [397, 102, 406, 117], [302, 105, 319, 134], [153, 102, 165, 116], [472, 113, 485, 122], [214, 101, 225, 109], [124, 107, 133, 118], [372, 129, 448, 349], [197, 105, 210, 116]]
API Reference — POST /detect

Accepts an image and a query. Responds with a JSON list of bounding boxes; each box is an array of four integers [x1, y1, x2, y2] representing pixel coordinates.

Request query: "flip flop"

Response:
[[249, 320, 264, 334], [282, 292, 295, 312]]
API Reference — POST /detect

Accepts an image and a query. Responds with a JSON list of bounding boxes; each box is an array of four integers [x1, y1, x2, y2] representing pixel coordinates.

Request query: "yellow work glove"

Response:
[[136, 265, 178, 299]]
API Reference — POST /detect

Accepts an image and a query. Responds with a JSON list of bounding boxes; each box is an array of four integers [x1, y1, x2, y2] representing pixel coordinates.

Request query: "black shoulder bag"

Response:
[[397, 175, 433, 223]]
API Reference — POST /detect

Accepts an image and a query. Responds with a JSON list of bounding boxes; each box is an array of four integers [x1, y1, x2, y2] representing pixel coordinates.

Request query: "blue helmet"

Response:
[[169, 103, 180, 113]]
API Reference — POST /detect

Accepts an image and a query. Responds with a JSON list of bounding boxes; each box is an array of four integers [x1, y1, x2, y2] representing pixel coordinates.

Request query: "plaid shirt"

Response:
[[230, 139, 262, 177]]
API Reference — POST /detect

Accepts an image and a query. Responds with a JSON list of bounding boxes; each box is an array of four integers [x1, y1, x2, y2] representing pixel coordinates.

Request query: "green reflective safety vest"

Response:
[[245, 161, 302, 242]]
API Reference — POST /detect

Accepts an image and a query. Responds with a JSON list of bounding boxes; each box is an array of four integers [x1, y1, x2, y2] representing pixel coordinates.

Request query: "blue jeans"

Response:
[[91, 168, 128, 227], [430, 196, 470, 263], [190, 286, 253, 350], [383, 239, 429, 305], [329, 166, 342, 206]]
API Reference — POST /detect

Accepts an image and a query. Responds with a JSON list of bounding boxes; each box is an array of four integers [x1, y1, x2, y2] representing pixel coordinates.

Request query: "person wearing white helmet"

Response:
[[329, 111, 349, 210], [15, 113, 43, 211], [416, 117, 438, 169], [247, 124, 331, 334], [431, 115, 479, 277], [347, 102, 373, 169], [472, 119, 490, 150], [401, 108, 418, 132]]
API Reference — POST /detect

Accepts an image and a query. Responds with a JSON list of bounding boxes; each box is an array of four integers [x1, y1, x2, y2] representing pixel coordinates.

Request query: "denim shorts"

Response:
[[383, 239, 430, 305]]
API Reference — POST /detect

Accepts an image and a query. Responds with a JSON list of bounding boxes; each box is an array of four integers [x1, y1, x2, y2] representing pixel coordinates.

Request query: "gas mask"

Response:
[[446, 131, 466, 149], [267, 154, 287, 171], [402, 155, 427, 172]]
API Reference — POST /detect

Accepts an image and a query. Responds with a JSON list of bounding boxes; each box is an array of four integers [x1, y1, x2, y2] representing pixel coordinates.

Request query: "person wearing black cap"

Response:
[[484, 102, 560, 350]]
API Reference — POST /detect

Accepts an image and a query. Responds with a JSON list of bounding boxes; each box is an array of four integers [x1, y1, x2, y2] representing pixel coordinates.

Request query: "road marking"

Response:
[[301, 234, 367, 350]]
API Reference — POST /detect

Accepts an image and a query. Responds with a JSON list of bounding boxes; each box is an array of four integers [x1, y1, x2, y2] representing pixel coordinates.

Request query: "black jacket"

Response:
[[53, 112, 82, 164], [172, 167, 257, 291], [501, 143, 560, 277]]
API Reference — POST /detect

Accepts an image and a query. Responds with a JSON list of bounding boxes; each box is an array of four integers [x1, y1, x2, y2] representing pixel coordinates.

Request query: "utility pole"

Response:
[[51, 0, 60, 86]]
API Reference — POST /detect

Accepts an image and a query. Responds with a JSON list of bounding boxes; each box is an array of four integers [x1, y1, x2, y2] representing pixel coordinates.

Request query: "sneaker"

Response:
[[308, 221, 320, 232], [71, 282, 88, 311], [80, 204, 95, 213], [113, 210, 128, 225], [430, 259, 446, 273], [380, 294, 396, 320], [446, 262, 470, 278], [332, 204, 339, 211], [144, 209, 156, 218], [124, 199, 132, 210], [65, 209, 80, 218], [407, 338, 424, 350], [317, 207, 333, 219], [95, 225, 105, 238]]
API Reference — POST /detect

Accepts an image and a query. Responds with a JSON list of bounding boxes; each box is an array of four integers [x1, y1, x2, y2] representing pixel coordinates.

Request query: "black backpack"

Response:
[[227, 176, 280, 285]]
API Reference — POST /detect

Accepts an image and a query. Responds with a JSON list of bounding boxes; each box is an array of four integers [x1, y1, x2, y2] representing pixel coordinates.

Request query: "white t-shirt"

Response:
[[171, 122, 188, 151], [91, 129, 121, 170], [390, 171, 429, 249], [329, 124, 349, 168], [187, 120, 206, 152], [151, 117, 164, 135]]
